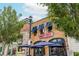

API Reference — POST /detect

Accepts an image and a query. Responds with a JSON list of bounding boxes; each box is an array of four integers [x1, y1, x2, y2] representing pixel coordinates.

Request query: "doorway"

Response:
[[33, 41, 45, 56], [49, 38, 67, 56]]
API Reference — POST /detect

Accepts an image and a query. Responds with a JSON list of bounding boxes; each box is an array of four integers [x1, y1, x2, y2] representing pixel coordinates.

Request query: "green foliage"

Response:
[[74, 52, 79, 56], [0, 6, 26, 44], [42, 3, 79, 40]]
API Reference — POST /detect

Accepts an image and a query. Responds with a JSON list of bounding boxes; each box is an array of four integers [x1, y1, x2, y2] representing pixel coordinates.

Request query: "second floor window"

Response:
[[48, 26, 52, 32], [32, 26, 37, 36], [40, 29, 44, 34], [46, 22, 52, 32], [38, 24, 44, 34]]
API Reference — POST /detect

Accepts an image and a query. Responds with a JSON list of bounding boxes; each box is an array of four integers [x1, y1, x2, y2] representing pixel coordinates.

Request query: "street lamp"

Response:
[[28, 16, 32, 56], [29, 16, 32, 39], [25, 16, 32, 56]]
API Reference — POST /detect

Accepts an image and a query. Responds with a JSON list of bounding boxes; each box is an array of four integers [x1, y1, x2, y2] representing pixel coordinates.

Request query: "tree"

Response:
[[42, 3, 79, 40], [0, 6, 26, 55]]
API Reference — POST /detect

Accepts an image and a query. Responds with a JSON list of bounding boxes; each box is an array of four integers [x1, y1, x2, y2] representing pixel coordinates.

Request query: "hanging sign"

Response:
[[39, 32, 54, 39]]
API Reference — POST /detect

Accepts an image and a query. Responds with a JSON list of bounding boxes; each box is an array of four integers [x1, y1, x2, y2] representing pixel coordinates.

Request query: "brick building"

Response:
[[30, 17, 68, 56], [19, 17, 79, 56]]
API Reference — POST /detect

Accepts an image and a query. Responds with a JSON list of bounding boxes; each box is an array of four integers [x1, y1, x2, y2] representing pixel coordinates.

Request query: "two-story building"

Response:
[[20, 17, 79, 56], [30, 17, 68, 56]]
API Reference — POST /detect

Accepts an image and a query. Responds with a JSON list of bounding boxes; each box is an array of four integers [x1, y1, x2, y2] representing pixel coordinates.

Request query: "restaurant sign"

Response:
[[39, 32, 53, 39]]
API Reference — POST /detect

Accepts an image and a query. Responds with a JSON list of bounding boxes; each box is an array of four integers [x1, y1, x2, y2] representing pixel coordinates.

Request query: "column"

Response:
[[45, 46, 49, 56]]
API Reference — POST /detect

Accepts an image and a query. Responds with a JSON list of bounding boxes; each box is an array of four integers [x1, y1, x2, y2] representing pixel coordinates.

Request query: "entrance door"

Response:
[[49, 38, 67, 56], [34, 47, 45, 56], [33, 41, 45, 56], [49, 46, 67, 56]]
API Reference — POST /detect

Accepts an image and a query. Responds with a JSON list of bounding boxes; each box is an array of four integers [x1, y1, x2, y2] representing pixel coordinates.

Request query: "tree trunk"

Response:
[[3, 44, 9, 56], [2, 42, 5, 56], [10, 44, 13, 56]]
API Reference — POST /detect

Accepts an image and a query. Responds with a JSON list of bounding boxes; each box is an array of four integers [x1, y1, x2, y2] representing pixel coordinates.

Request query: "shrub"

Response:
[[74, 52, 79, 56]]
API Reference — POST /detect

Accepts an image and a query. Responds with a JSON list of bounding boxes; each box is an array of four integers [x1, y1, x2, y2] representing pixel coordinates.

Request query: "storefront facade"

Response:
[[30, 17, 68, 56]]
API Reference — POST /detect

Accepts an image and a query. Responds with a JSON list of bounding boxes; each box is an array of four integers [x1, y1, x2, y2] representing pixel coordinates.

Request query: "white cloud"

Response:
[[23, 3, 48, 22], [24, 3, 47, 15], [32, 15, 41, 21]]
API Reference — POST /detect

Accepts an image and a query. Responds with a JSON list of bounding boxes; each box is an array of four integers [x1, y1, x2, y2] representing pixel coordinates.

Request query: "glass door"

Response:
[[34, 47, 45, 56], [49, 46, 67, 56]]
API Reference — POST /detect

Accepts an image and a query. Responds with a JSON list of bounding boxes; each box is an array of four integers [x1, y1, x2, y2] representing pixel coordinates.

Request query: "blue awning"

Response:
[[31, 45, 43, 48], [31, 41, 63, 47], [46, 22, 52, 27], [19, 40, 64, 48], [31, 26, 37, 32], [35, 41, 53, 46], [31, 28, 35, 32], [48, 43, 63, 47], [38, 24, 44, 30], [30, 42, 53, 48], [19, 44, 43, 48]]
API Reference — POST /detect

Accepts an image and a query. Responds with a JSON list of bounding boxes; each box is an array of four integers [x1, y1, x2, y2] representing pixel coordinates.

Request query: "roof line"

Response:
[[32, 17, 48, 24]]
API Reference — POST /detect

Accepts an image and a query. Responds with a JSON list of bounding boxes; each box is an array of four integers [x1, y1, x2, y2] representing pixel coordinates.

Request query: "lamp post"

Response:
[[29, 16, 32, 39], [28, 16, 32, 56], [25, 16, 32, 56]]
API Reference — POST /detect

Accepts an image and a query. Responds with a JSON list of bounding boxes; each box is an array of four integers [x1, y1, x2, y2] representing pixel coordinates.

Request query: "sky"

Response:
[[0, 3, 48, 22]]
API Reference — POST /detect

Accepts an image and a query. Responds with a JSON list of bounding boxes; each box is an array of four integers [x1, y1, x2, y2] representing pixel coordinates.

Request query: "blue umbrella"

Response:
[[35, 41, 53, 46], [31, 41, 63, 47], [31, 45, 43, 48]]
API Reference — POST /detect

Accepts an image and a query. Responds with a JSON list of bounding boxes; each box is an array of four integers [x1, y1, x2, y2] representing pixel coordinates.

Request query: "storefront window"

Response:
[[40, 29, 44, 34], [34, 31, 37, 36], [48, 26, 52, 32], [34, 47, 45, 56], [49, 46, 67, 56], [49, 38, 67, 56]]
